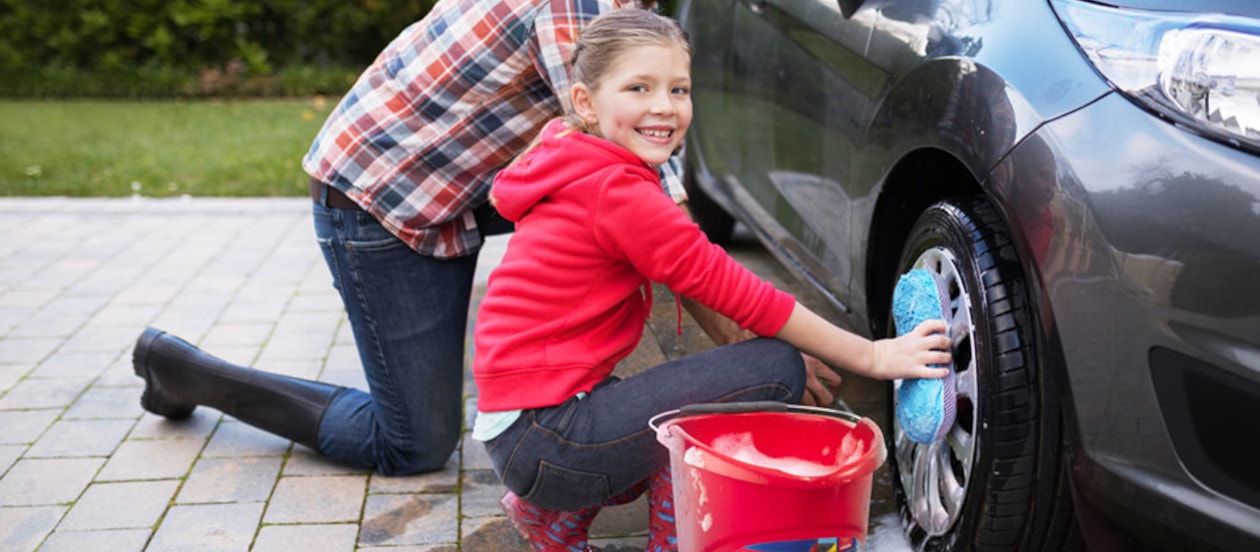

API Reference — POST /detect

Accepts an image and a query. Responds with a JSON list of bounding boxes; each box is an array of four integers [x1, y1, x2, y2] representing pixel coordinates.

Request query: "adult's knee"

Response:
[[372, 425, 462, 476], [374, 437, 459, 476]]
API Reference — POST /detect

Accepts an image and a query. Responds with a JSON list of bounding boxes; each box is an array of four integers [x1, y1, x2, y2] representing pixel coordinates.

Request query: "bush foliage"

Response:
[[0, 0, 676, 98], [0, 0, 437, 98]]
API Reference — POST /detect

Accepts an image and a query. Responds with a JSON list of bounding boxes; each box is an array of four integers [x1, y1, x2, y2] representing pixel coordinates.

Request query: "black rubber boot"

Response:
[[132, 327, 344, 451]]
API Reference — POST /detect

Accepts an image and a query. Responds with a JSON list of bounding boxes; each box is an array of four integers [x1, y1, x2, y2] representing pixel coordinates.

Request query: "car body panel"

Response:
[[1017, 92, 1260, 548], [678, 0, 1260, 549]]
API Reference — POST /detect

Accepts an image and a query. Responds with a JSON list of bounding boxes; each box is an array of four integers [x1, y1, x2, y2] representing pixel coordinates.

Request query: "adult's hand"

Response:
[[801, 354, 843, 407]]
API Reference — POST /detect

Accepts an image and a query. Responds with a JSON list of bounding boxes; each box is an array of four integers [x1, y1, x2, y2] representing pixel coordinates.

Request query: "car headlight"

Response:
[[1052, 0, 1260, 151]]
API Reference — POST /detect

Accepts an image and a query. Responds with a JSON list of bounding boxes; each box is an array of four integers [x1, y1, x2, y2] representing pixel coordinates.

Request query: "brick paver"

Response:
[[0, 197, 890, 552]]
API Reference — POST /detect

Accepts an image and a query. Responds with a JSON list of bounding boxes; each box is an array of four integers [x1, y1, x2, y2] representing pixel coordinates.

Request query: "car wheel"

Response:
[[681, 152, 735, 245], [889, 197, 1076, 551]]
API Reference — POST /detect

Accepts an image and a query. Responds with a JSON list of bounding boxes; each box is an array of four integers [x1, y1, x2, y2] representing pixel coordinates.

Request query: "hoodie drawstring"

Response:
[[675, 293, 683, 335]]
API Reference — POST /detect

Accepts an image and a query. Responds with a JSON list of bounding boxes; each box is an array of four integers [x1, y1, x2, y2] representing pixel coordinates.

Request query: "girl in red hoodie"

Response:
[[473, 9, 950, 551]]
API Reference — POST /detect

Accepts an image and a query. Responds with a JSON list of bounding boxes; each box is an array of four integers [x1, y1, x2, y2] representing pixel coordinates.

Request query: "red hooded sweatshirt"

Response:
[[473, 120, 796, 411]]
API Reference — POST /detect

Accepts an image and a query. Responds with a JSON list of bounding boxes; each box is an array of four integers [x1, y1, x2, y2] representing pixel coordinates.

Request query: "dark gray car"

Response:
[[675, 0, 1260, 550]]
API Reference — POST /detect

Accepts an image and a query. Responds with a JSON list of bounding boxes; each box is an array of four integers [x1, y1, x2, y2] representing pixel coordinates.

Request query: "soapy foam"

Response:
[[710, 432, 836, 477]]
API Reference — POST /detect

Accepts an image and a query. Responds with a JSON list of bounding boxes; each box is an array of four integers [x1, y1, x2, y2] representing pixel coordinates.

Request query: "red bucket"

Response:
[[650, 402, 885, 552]]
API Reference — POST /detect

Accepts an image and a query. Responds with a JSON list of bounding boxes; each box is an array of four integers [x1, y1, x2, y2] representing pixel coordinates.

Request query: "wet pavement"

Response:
[[0, 197, 910, 551]]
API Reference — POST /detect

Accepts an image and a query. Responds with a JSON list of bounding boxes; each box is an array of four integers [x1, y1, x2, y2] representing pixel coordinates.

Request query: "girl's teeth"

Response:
[[640, 129, 671, 138]]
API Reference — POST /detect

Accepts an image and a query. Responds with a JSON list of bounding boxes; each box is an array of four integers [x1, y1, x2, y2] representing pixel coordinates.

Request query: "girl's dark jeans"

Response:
[[483, 337, 806, 511]]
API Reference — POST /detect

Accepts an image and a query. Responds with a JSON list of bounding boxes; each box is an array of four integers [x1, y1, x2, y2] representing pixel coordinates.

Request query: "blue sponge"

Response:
[[892, 269, 956, 444]]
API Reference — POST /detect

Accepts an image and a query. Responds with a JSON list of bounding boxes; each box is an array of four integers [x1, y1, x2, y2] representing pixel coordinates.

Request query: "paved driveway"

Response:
[[0, 197, 904, 552]]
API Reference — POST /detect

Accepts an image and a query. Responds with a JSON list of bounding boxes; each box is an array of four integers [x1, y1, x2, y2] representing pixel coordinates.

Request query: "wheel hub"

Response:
[[895, 246, 978, 536]]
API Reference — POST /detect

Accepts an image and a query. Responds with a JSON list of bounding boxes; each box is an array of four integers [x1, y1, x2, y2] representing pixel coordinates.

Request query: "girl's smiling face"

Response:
[[571, 42, 692, 166]]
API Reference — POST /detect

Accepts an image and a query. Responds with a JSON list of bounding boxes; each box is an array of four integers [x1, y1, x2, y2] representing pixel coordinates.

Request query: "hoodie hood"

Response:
[[492, 119, 653, 222]]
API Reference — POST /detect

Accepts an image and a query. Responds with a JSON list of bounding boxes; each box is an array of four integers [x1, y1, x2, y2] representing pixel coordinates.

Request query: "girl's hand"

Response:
[[870, 319, 952, 380]]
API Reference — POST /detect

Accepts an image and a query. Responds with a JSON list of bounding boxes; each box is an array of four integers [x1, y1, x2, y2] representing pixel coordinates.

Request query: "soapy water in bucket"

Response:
[[688, 431, 864, 477]]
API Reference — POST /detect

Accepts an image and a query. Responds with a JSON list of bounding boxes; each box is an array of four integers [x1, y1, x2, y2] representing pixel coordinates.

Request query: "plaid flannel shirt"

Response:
[[302, 0, 686, 259]]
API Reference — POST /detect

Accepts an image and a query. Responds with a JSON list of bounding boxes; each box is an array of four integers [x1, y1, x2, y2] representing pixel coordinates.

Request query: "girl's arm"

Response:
[[774, 302, 951, 381]]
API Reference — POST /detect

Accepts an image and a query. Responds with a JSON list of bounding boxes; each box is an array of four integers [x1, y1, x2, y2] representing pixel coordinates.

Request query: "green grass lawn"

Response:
[[0, 99, 333, 197]]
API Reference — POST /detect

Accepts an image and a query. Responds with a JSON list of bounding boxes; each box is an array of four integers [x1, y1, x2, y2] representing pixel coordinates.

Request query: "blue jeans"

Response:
[[484, 338, 806, 511], [311, 199, 509, 475]]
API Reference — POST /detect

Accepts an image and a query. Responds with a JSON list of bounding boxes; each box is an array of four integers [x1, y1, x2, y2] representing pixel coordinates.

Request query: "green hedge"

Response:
[[0, 0, 436, 98], [1, 63, 364, 98], [0, 0, 676, 99]]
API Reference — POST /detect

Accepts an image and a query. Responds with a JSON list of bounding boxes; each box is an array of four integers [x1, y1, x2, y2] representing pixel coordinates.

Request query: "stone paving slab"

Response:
[[0, 197, 887, 552]]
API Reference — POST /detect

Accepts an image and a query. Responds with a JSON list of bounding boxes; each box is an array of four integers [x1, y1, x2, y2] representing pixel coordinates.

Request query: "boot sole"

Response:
[[133, 327, 195, 419]]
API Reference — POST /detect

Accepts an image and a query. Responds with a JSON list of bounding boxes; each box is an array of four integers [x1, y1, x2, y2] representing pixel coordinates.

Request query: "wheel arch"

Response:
[[863, 142, 1076, 452], [863, 142, 1066, 363], [858, 57, 1045, 336], [865, 148, 981, 338]]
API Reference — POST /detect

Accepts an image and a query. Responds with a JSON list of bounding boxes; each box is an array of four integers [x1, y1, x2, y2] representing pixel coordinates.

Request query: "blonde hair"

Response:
[[501, 8, 689, 171], [565, 9, 692, 133]]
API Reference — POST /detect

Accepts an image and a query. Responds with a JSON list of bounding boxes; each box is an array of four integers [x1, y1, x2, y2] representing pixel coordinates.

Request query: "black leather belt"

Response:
[[309, 177, 363, 211]]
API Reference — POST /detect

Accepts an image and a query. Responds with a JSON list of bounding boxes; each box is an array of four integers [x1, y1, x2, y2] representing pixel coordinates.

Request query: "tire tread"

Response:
[[894, 198, 1074, 552]]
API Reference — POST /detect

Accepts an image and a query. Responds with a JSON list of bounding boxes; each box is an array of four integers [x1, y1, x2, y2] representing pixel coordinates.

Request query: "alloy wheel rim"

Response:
[[894, 246, 978, 536]]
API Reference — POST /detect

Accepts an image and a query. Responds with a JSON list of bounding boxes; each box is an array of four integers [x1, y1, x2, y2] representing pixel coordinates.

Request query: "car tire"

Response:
[[681, 152, 735, 245], [889, 197, 1078, 551]]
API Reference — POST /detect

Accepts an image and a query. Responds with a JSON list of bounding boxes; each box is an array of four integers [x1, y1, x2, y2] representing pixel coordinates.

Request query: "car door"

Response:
[[724, 0, 879, 314]]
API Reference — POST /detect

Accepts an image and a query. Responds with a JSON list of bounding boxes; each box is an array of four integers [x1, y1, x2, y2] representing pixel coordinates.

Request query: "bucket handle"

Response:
[[649, 401, 861, 433]]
